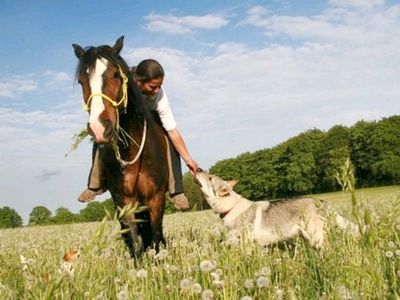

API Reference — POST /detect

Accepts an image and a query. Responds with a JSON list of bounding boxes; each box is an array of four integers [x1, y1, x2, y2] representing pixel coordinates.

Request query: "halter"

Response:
[[82, 65, 147, 168], [83, 66, 128, 112]]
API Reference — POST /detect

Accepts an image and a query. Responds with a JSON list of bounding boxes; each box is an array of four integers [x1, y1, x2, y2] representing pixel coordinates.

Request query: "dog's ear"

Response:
[[218, 187, 230, 197], [227, 180, 239, 189]]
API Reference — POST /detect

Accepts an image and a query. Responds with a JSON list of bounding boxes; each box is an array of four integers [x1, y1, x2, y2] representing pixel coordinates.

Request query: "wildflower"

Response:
[[147, 249, 157, 257], [336, 285, 352, 300], [385, 251, 394, 258], [156, 249, 169, 260], [256, 266, 271, 276], [116, 289, 128, 300], [244, 279, 254, 289], [201, 289, 214, 300], [200, 260, 215, 272], [275, 288, 284, 300], [136, 269, 147, 279], [395, 224, 400, 231], [212, 280, 224, 287], [180, 278, 192, 290], [241, 296, 252, 300], [388, 241, 396, 248], [256, 276, 269, 288], [395, 250, 400, 256], [192, 283, 202, 294]]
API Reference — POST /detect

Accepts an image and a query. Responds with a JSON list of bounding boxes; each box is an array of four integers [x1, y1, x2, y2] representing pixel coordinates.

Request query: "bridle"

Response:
[[82, 66, 128, 112], [82, 64, 147, 168]]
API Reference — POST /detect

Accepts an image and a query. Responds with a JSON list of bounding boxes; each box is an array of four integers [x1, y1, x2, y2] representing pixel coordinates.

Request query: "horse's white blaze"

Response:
[[88, 58, 108, 140]]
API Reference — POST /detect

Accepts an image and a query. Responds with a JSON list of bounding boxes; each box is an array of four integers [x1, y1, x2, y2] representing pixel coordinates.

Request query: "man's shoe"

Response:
[[170, 193, 190, 210], [78, 188, 106, 203]]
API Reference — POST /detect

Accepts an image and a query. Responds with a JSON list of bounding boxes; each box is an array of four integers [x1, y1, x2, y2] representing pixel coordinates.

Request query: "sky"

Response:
[[0, 0, 399, 223]]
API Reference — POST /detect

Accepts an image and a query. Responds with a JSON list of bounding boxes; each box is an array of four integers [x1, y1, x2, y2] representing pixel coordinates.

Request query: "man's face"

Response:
[[139, 77, 163, 97]]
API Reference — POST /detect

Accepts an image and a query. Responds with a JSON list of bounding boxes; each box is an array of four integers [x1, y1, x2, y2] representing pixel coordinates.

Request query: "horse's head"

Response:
[[72, 36, 129, 144]]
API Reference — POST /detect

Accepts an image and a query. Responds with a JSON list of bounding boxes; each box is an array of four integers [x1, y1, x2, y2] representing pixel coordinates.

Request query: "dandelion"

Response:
[[275, 288, 284, 300], [156, 249, 169, 260], [212, 280, 224, 287], [180, 278, 192, 290], [201, 289, 214, 300], [256, 276, 269, 288], [388, 241, 396, 248], [395, 250, 400, 256], [136, 269, 147, 279], [116, 289, 128, 300], [192, 283, 202, 294], [200, 260, 215, 272], [147, 249, 157, 257], [336, 285, 352, 300], [241, 296, 252, 300], [244, 279, 254, 289], [385, 251, 394, 258], [395, 224, 400, 231]]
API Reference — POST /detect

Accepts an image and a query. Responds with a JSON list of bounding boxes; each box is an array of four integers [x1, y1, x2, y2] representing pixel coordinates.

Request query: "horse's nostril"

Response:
[[103, 120, 114, 140]]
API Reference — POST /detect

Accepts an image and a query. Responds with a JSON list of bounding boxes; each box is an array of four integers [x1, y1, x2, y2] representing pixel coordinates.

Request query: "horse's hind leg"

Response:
[[119, 218, 144, 258], [147, 193, 166, 251]]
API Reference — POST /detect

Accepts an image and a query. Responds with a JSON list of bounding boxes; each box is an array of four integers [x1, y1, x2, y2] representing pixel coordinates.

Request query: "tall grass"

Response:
[[1, 187, 399, 299]]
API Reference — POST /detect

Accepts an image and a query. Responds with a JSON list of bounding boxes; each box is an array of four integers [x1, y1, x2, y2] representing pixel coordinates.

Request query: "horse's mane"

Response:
[[74, 45, 147, 117]]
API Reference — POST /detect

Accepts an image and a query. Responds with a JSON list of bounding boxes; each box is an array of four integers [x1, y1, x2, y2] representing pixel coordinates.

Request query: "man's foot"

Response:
[[78, 188, 106, 203], [170, 193, 190, 210]]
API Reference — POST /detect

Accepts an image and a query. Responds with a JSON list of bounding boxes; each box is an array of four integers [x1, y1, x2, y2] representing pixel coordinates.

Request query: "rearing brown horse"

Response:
[[72, 36, 169, 257]]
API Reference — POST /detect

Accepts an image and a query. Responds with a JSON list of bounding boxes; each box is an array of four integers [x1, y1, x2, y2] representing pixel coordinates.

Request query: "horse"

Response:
[[72, 36, 169, 257]]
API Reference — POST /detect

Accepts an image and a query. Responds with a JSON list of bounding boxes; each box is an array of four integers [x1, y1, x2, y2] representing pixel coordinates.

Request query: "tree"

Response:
[[52, 207, 78, 224], [29, 206, 52, 226], [182, 172, 207, 210], [79, 201, 107, 222], [0, 206, 23, 228]]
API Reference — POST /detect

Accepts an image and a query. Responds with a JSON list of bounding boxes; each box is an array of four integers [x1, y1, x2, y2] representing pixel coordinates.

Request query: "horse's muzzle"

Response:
[[87, 120, 115, 144]]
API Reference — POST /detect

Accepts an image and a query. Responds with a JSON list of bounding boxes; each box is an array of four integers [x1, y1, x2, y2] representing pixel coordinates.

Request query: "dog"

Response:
[[59, 248, 80, 275], [195, 170, 359, 248]]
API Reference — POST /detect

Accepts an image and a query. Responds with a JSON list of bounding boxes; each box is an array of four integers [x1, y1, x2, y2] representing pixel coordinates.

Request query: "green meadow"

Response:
[[1, 186, 399, 299]]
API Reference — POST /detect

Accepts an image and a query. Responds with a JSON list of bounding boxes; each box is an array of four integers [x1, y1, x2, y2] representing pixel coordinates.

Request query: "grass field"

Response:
[[1, 186, 399, 299]]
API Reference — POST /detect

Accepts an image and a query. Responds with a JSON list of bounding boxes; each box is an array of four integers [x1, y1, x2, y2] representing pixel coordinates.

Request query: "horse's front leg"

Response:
[[120, 197, 144, 258], [148, 192, 166, 252]]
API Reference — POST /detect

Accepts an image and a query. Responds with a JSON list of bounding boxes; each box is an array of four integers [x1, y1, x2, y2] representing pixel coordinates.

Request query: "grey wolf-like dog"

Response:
[[195, 170, 359, 248]]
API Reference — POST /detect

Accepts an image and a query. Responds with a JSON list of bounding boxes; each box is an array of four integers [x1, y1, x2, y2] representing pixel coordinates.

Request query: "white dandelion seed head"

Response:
[[275, 288, 284, 300], [388, 241, 396, 248], [397, 270, 400, 277], [147, 249, 157, 256], [385, 251, 394, 258], [192, 283, 202, 294], [156, 249, 169, 260], [336, 285, 352, 300], [212, 280, 224, 287], [395, 250, 400, 256], [240, 296, 252, 300], [259, 267, 271, 276], [200, 260, 215, 272], [256, 276, 269, 288], [116, 289, 128, 300], [244, 279, 254, 289], [180, 278, 192, 290], [136, 269, 147, 279], [395, 224, 400, 231], [201, 289, 214, 300]]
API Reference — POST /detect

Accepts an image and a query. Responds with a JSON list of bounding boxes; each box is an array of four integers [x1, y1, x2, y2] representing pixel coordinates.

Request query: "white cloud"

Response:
[[0, 76, 37, 98], [144, 13, 229, 34]]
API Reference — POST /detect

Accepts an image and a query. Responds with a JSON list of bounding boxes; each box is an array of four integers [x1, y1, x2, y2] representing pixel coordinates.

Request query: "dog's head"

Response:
[[195, 170, 240, 215]]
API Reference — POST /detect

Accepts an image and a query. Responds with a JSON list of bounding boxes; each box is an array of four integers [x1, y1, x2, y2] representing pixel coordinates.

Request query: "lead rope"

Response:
[[112, 119, 147, 169]]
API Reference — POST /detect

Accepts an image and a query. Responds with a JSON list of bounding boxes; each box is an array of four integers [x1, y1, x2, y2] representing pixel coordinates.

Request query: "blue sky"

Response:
[[1, 0, 399, 223]]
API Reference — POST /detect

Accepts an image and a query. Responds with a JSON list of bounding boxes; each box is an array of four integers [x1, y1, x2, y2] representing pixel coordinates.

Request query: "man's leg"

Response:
[[167, 140, 190, 210], [78, 144, 106, 203]]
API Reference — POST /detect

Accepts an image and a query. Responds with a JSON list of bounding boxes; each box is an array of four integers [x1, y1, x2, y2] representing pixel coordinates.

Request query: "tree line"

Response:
[[1, 115, 399, 228]]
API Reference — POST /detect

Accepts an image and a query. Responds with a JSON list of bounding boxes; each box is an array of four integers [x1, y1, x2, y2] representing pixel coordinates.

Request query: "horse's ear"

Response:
[[112, 36, 124, 54], [72, 44, 85, 59]]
